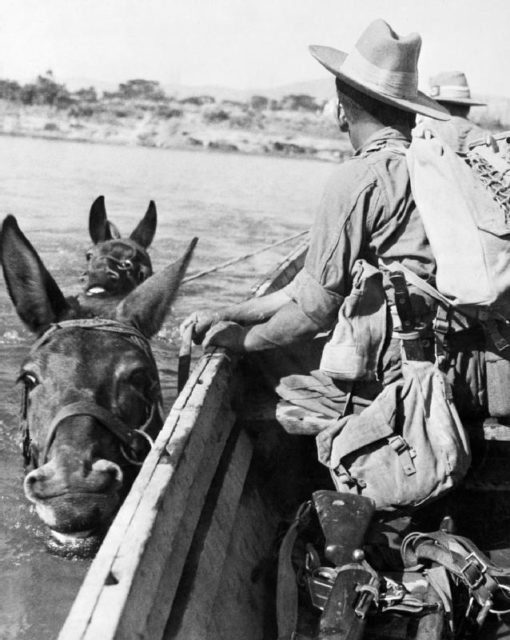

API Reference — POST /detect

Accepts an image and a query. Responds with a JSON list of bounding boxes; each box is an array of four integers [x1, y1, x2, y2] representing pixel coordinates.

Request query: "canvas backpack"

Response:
[[404, 128, 510, 418], [405, 127, 510, 319]]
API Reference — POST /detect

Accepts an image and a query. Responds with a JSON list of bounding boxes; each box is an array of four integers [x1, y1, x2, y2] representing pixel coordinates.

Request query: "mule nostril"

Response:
[[107, 271, 120, 281], [24, 469, 43, 501]]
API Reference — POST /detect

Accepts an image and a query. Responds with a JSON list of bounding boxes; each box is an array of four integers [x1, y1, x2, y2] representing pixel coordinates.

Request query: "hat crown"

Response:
[[429, 71, 472, 100], [339, 19, 421, 100], [355, 19, 421, 75]]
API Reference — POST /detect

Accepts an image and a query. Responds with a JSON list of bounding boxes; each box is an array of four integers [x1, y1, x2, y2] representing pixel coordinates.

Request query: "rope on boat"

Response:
[[182, 229, 309, 284]]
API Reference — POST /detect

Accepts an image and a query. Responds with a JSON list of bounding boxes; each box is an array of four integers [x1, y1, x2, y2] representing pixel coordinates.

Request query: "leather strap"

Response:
[[42, 400, 138, 463], [277, 501, 313, 640], [401, 530, 510, 625], [22, 318, 160, 467], [389, 270, 416, 332]]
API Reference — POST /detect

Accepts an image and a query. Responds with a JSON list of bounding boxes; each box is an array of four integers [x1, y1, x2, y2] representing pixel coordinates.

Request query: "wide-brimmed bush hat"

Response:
[[429, 71, 486, 106], [309, 19, 450, 121]]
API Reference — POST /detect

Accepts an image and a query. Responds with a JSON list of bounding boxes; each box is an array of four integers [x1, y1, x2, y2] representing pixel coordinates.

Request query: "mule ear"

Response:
[[130, 200, 157, 248], [0, 215, 69, 334], [89, 195, 114, 244], [115, 237, 197, 337], [107, 220, 121, 239]]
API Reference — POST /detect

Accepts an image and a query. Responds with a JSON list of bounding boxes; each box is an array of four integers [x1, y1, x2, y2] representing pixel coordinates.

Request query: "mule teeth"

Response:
[[86, 286, 107, 296], [51, 529, 93, 543]]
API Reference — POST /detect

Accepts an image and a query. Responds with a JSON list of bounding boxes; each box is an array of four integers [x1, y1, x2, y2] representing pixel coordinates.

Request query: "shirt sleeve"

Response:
[[291, 161, 381, 329]]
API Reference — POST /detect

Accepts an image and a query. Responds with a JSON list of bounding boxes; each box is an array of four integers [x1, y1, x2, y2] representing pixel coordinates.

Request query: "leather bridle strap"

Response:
[[41, 400, 138, 464], [24, 319, 160, 467]]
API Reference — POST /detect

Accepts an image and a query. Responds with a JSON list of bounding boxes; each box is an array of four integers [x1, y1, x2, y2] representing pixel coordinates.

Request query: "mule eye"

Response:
[[85, 250, 93, 261], [127, 369, 148, 387], [20, 372, 39, 390]]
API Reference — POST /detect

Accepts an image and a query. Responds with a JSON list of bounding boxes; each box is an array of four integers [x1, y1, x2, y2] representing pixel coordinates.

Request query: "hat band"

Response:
[[341, 46, 418, 99], [430, 84, 471, 100]]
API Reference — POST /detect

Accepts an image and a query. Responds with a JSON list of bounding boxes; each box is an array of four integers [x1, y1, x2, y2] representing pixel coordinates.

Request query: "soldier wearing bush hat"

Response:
[[182, 20, 447, 424], [420, 71, 487, 154]]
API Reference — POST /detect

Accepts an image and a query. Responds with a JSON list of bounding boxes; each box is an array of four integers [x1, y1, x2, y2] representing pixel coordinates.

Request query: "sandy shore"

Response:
[[0, 99, 353, 163]]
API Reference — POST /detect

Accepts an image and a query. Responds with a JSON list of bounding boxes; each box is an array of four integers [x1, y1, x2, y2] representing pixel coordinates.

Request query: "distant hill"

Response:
[[259, 78, 335, 101], [161, 78, 335, 102], [162, 83, 251, 101], [55, 76, 119, 93]]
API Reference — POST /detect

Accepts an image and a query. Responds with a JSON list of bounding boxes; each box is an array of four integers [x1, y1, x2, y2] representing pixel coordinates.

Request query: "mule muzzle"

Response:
[[24, 457, 124, 538], [24, 457, 123, 503]]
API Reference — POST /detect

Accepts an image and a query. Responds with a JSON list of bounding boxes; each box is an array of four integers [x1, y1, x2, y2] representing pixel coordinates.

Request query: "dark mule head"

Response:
[[0, 215, 196, 555], [84, 195, 157, 298]]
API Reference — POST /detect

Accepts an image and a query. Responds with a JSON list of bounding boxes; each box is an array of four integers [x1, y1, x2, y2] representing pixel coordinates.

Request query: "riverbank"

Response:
[[0, 98, 352, 162]]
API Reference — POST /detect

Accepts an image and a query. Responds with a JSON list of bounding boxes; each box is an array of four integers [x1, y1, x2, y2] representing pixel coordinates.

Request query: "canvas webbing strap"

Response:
[[384, 262, 452, 309], [384, 262, 474, 335]]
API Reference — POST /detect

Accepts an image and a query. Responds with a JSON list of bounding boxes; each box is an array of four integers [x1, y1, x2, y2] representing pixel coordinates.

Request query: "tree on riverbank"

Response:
[[19, 71, 72, 107]]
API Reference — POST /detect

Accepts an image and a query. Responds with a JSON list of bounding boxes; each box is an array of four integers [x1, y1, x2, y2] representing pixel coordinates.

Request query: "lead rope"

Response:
[[182, 229, 308, 284]]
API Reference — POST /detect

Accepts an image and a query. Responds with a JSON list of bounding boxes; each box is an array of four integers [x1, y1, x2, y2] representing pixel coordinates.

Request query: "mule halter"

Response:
[[19, 318, 162, 468]]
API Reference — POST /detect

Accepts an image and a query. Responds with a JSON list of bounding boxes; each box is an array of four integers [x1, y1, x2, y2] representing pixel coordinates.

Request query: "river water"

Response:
[[0, 136, 336, 639]]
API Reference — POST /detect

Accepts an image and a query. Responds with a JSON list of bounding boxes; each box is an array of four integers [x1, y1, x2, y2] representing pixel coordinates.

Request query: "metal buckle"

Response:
[[460, 553, 488, 590], [388, 435, 408, 455], [306, 566, 338, 611]]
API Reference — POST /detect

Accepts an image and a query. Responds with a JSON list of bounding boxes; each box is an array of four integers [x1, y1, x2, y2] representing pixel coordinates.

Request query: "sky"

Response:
[[0, 0, 509, 97]]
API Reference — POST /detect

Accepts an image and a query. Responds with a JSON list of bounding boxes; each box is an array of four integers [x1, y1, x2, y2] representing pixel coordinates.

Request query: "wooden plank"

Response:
[[58, 349, 233, 640], [164, 429, 253, 640], [206, 471, 282, 640], [84, 395, 235, 640]]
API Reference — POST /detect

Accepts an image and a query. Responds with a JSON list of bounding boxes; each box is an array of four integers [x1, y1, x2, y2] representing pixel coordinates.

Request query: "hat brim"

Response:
[[436, 97, 487, 107], [309, 45, 451, 121]]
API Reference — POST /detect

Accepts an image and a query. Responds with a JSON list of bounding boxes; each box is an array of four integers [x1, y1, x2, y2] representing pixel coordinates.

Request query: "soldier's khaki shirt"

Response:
[[287, 126, 436, 329]]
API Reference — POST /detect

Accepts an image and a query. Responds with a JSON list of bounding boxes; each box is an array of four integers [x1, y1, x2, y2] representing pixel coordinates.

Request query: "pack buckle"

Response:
[[460, 553, 488, 590]]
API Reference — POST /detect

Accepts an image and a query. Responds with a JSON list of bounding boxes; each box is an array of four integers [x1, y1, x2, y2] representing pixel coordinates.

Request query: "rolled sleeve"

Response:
[[289, 268, 343, 329]]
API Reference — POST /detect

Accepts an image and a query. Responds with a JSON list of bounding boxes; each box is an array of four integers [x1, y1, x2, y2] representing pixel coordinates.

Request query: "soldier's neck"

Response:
[[349, 118, 411, 150]]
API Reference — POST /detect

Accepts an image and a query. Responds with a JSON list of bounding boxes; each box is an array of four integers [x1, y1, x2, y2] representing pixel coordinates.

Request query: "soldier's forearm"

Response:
[[220, 289, 292, 326]]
